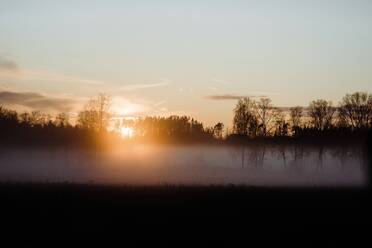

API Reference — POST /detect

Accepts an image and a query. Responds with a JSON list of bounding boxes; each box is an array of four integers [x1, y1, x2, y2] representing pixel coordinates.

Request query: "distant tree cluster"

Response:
[[1, 91, 371, 146], [0, 93, 216, 145], [121, 116, 215, 142], [231, 92, 372, 141], [232, 97, 289, 137], [0, 94, 113, 147]]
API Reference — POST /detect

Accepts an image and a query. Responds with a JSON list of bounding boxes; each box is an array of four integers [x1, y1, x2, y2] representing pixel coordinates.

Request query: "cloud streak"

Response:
[[0, 56, 18, 72], [204, 94, 268, 100], [0, 55, 104, 85], [0, 91, 81, 113], [118, 82, 169, 91], [0, 69, 104, 85]]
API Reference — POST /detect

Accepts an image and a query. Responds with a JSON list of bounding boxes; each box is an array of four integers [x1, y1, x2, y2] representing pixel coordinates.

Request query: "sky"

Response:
[[0, 0, 371, 127]]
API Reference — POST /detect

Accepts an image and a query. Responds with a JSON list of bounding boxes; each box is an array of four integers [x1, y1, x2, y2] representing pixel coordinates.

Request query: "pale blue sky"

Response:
[[0, 0, 371, 126]]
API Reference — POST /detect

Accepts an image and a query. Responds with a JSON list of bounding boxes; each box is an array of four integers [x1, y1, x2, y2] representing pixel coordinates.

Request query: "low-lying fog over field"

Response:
[[0, 145, 368, 187]]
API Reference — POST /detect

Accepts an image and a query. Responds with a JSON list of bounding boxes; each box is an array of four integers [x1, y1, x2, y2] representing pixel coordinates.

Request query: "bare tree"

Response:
[[96, 93, 111, 131], [290, 106, 303, 128], [289, 106, 303, 136], [77, 93, 111, 131], [254, 97, 279, 136], [274, 109, 289, 137], [338, 92, 372, 129], [308, 100, 335, 130], [233, 97, 258, 136], [0, 106, 18, 127]]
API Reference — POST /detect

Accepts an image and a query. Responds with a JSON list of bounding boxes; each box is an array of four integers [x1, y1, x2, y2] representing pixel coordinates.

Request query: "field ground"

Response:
[[0, 183, 370, 246]]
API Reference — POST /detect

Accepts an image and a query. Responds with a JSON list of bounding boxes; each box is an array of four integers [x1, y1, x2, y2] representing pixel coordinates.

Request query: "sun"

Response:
[[120, 127, 134, 138]]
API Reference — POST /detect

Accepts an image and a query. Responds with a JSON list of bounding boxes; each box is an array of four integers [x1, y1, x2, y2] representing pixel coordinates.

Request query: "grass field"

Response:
[[0, 183, 370, 245]]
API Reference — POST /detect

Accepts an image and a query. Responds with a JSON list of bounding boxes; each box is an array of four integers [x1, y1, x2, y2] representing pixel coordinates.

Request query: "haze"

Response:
[[0, 145, 367, 186]]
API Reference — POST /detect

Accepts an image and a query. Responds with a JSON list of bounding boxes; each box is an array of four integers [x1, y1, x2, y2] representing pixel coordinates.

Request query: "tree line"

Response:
[[230, 92, 371, 141], [0, 93, 113, 146], [0, 91, 371, 146]]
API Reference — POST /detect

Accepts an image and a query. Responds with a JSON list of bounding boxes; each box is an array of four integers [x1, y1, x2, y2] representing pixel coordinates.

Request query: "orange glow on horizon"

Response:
[[120, 127, 134, 138]]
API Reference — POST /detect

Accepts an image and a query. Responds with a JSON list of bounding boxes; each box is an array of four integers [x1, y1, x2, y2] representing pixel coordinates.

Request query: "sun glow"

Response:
[[120, 127, 134, 138]]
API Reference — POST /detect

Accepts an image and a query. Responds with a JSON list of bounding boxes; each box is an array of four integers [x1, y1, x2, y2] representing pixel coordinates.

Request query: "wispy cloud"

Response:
[[153, 100, 166, 107], [0, 90, 82, 113], [111, 96, 166, 117], [204, 94, 268, 100], [0, 56, 18, 72], [205, 94, 246, 100], [0, 69, 104, 85], [0, 55, 104, 85], [117, 82, 169, 91], [110, 96, 188, 119]]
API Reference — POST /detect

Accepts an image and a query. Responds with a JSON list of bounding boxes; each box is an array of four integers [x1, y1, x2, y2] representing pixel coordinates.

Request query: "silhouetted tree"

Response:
[[1, 91, 372, 147], [233, 97, 258, 136], [254, 97, 279, 136], [129, 115, 213, 142], [274, 109, 289, 137], [77, 109, 99, 130], [289, 106, 303, 136], [308, 100, 335, 130], [96, 93, 111, 131], [213, 122, 224, 139], [338, 92, 372, 129], [0, 106, 18, 129], [77, 93, 111, 131]]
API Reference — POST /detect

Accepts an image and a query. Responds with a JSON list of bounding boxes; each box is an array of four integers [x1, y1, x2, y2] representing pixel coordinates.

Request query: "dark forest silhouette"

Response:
[[0, 91, 371, 146]]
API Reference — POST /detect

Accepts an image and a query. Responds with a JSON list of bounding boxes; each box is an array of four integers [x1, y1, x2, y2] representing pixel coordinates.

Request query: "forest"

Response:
[[0, 91, 371, 146]]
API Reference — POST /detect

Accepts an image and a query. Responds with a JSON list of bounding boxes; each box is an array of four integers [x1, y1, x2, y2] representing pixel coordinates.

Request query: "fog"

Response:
[[0, 145, 368, 186]]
